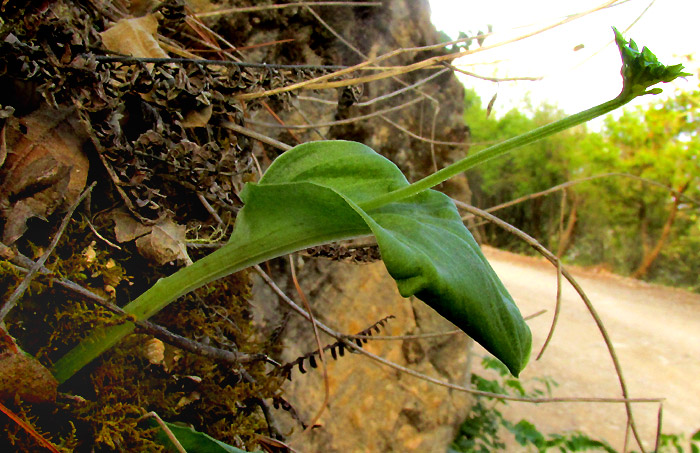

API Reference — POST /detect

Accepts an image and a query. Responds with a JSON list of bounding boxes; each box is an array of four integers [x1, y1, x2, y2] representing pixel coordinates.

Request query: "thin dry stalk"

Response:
[[137, 412, 187, 453], [261, 101, 302, 144], [304, 5, 439, 105], [221, 122, 292, 151], [460, 172, 700, 222], [454, 200, 650, 452], [380, 115, 469, 147], [288, 256, 330, 433], [253, 265, 661, 405], [355, 68, 450, 108], [196, 2, 383, 18], [654, 404, 663, 452], [8, 258, 264, 365], [537, 258, 563, 360], [236, 0, 619, 100], [246, 96, 423, 129], [442, 62, 542, 82], [85, 215, 122, 250], [0, 182, 95, 322], [0, 401, 60, 452]]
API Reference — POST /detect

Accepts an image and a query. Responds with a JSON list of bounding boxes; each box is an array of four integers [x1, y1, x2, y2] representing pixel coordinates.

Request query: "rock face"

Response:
[[253, 261, 473, 453], [247, 0, 477, 451]]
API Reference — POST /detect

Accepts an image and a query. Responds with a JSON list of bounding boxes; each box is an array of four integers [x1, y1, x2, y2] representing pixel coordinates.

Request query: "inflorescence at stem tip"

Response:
[[613, 27, 692, 102]]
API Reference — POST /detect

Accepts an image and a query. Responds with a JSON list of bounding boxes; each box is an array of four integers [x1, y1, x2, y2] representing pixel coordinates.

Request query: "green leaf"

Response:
[[148, 419, 258, 453], [614, 27, 691, 101], [52, 140, 530, 381], [248, 141, 531, 375]]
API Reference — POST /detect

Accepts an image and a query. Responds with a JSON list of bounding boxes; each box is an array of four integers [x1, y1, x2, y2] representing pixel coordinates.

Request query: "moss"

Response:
[[1, 216, 281, 451]]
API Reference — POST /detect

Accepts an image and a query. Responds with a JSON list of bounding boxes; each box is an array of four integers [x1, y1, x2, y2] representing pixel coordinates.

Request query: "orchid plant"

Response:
[[52, 28, 689, 383]]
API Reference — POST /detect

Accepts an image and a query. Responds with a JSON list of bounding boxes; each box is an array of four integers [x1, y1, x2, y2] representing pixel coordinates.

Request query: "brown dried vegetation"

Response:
[[0, 1, 342, 450], [0, 0, 467, 450]]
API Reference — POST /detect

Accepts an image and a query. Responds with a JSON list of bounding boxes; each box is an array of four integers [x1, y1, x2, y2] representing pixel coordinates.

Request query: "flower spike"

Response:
[[614, 27, 691, 102]]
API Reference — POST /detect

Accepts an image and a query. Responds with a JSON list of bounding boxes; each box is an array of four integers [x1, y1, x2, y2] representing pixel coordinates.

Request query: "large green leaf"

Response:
[[246, 141, 531, 375], [148, 419, 259, 453], [52, 140, 530, 382]]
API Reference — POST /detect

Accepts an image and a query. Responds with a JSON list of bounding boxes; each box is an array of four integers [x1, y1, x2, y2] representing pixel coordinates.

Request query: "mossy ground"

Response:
[[1, 216, 283, 451]]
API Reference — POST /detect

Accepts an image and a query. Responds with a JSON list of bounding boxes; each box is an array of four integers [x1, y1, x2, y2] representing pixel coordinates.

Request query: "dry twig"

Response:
[[0, 401, 60, 452], [453, 200, 651, 452], [0, 182, 95, 323], [253, 265, 661, 405]]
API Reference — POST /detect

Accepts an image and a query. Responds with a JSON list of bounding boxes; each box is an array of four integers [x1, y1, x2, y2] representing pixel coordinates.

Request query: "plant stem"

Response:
[[51, 235, 326, 383], [359, 96, 626, 211]]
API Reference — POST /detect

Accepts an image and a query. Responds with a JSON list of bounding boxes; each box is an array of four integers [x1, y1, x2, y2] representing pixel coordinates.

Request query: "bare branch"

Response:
[[453, 200, 650, 451], [253, 264, 662, 405], [196, 2, 384, 19], [0, 182, 95, 322]]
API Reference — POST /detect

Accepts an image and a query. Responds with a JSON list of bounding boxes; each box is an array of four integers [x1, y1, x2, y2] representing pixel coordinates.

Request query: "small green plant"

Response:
[[658, 429, 700, 453], [51, 28, 689, 383], [449, 357, 617, 453]]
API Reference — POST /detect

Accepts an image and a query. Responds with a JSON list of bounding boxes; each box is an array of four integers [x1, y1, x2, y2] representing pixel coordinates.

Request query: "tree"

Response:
[[602, 94, 699, 278]]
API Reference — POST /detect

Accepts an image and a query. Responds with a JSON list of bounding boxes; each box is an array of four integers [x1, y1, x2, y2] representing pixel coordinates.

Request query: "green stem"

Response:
[[360, 96, 626, 211], [51, 234, 327, 383]]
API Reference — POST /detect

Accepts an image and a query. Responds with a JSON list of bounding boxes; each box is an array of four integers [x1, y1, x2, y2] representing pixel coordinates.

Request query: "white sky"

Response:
[[428, 0, 699, 121]]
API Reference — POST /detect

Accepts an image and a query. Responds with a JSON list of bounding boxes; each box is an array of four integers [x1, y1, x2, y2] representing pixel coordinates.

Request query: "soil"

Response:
[[476, 247, 700, 451]]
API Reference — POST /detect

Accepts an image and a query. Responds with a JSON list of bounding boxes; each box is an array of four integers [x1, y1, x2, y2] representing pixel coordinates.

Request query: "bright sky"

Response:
[[428, 0, 699, 121]]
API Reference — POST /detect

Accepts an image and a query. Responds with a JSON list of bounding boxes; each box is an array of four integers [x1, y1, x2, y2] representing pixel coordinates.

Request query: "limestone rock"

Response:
[[253, 261, 473, 452]]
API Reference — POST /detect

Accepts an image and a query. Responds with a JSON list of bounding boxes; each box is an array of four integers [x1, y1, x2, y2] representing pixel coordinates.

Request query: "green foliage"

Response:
[[150, 420, 260, 453], [53, 27, 689, 386], [658, 429, 700, 453], [54, 141, 532, 380], [450, 358, 617, 453], [250, 141, 532, 374]]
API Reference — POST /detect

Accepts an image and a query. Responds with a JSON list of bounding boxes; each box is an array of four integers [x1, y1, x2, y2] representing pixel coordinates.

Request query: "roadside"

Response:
[[477, 247, 700, 451]]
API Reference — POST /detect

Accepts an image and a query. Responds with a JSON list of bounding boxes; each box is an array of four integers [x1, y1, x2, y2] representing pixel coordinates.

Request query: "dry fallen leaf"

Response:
[[111, 208, 152, 243], [0, 106, 89, 244], [0, 352, 58, 404], [181, 104, 213, 128], [135, 219, 192, 265], [100, 14, 169, 58], [111, 208, 192, 265]]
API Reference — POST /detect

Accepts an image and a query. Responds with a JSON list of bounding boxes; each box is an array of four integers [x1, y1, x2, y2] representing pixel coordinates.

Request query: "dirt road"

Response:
[[477, 247, 700, 451]]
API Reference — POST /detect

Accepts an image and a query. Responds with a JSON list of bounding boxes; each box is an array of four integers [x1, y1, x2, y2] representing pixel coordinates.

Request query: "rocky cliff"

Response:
[[246, 1, 476, 451], [0, 0, 475, 451]]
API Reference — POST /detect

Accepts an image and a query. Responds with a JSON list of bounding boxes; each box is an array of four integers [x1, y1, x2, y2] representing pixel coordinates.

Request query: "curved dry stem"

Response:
[[220, 122, 292, 151], [246, 97, 424, 130], [253, 265, 662, 406], [236, 0, 620, 100], [461, 172, 700, 222], [454, 200, 650, 452], [442, 62, 543, 82], [537, 258, 563, 360], [288, 256, 330, 433]]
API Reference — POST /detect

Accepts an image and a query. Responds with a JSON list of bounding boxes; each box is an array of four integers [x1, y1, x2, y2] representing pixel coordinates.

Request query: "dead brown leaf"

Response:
[[111, 208, 152, 243], [181, 104, 213, 128], [100, 14, 169, 58], [0, 106, 89, 244], [135, 218, 192, 265], [111, 209, 191, 265], [0, 352, 58, 404]]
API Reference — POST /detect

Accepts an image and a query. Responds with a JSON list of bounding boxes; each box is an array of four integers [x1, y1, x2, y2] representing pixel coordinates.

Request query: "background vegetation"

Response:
[[463, 85, 700, 291]]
